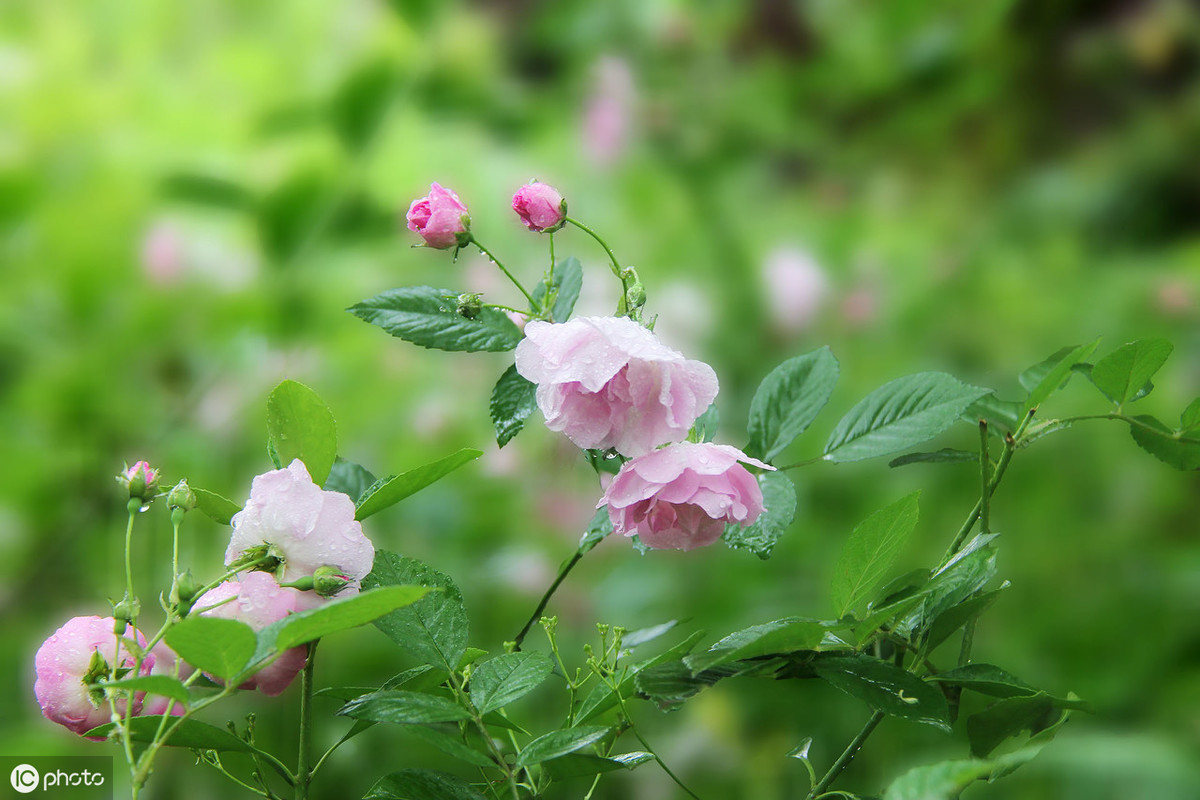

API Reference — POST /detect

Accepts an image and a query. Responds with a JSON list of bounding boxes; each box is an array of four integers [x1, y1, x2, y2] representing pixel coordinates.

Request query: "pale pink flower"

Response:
[[762, 246, 828, 333], [34, 616, 153, 737], [600, 442, 771, 551], [406, 182, 470, 249], [140, 223, 184, 285], [515, 316, 718, 457], [225, 460, 374, 591], [512, 182, 567, 232], [194, 572, 309, 696], [582, 56, 636, 166]]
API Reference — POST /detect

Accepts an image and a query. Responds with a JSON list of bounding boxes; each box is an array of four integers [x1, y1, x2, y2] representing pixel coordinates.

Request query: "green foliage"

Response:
[[164, 616, 257, 681], [363, 552, 468, 672], [337, 690, 472, 724], [811, 654, 951, 730], [100, 675, 190, 706], [324, 460, 379, 503], [364, 769, 490, 800], [1089, 338, 1172, 406], [399, 726, 496, 768], [927, 663, 1040, 699], [721, 471, 797, 559], [966, 693, 1086, 757], [469, 651, 554, 715], [489, 365, 538, 448], [328, 59, 396, 151], [824, 373, 990, 462], [542, 751, 655, 779], [745, 347, 839, 462], [266, 379, 338, 486], [888, 448, 978, 468], [532, 256, 583, 322], [579, 506, 614, 553], [515, 726, 612, 767], [192, 488, 241, 526], [349, 287, 524, 352], [831, 492, 921, 618], [355, 448, 482, 520], [271, 585, 432, 651], [684, 618, 827, 674], [84, 717, 255, 753], [691, 404, 720, 443], [1021, 341, 1100, 411], [1127, 416, 1200, 470]]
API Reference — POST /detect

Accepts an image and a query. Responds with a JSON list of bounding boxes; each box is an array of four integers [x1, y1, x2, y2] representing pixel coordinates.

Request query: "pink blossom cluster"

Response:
[[35, 459, 375, 736]]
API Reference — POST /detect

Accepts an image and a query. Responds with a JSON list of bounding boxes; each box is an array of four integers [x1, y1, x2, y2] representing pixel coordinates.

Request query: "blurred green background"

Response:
[[2, 1, 1198, 798]]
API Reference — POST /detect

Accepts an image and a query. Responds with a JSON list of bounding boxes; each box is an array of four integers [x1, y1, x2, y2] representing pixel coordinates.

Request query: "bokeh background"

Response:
[[2, 1, 1199, 798]]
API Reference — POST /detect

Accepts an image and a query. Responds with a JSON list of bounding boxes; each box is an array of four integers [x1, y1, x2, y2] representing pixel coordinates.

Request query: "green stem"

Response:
[[979, 421, 991, 535], [608, 684, 701, 800], [295, 641, 317, 800], [513, 549, 585, 650], [123, 500, 138, 615], [776, 456, 827, 471], [448, 674, 519, 800], [473, 240, 536, 308], [565, 216, 623, 280], [1059, 413, 1200, 444], [807, 711, 884, 799]]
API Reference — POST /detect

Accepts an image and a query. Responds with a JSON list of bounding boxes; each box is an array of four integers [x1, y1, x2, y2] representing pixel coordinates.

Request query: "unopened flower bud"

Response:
[[512, 181, 567, 233], [112, 594, 140, 627], [621, 267, 646, 311], [167, 480, 197, 512], [119, 461, 160, 504], [313, 565, 353, 598], [171, 570, 201, 615], [406, 183, 471, 250]]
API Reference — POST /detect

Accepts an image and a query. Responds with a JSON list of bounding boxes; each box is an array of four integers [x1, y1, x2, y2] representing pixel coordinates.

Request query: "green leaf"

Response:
[[364, 769, 490, 800], [824, 373, 990, 462], [362, 552, 468, 672], [266, 379, 337, 487], [469, 651, 554, 715], [532, 256, 583, 322], [515, 726, 611, 767], [579, 507, 613, 553], [164, 616, 257, 680], [883, 758, 996, 800], [634, 660, 743, 706], [927, 664, 1040, 699], [888, 449, 978, 468], [338, 690, 471, 724], [1089, 338, 1173, 406], [922, 585, 1006, 654], [902, 535, 997, 639], [489, 365, 537, 448], [1022, 340, 1100, 412], [273, 586, 432, 651], [853, 593, 928, 642], [964, 395, 1023, 434], [967, 693, 1087, 757], [747, 347, 839, 461], [400, 725, 495, 768], [813, 654, 951, 730], [355, 448, 483, 520], [1181, 398, 1200, 433], [328, 59, 396, 151], [193, 488, 241, 526], [324, 460, 378, 504], [543, 751, 654, 779], [691, 404, 720, 443], [621, 620, 678, 650], [721, 471, 797, 559], [99, 675, 189, 706], [349, 286, 523, 353], [684, 618, 827, 674], [831, 493, 921, 618], [84, 716, 254, 752], [1128, 415, 1200, 470]]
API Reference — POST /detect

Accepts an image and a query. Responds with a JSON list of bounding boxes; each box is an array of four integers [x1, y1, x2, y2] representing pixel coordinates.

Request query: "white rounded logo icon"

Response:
[[10, 764, 39, 794]]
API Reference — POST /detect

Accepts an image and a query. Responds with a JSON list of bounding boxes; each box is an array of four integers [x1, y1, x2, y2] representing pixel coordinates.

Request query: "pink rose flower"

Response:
[[119, 461, 160, 502], [225, 459, 375, 591], [600, 442, 772, 551], [406, 182, 471, 249], [762, 246, 828, 333], [194, 572, 310, 696], [515, 316, 719, 457], [34, 616, 153, 737], [512, 182, 567, 232]]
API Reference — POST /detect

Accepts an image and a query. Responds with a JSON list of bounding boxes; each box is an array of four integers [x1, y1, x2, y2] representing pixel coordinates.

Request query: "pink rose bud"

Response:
[[119, 461, 160, 503], [225, 460, 375, 593], [512, 181, 567, 233], [515, 316, 719, 457], [194, 572, 310, 696], [600, 442, 772, 551], [405, 182, 471, 249], [34, 616, 153, 737]]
